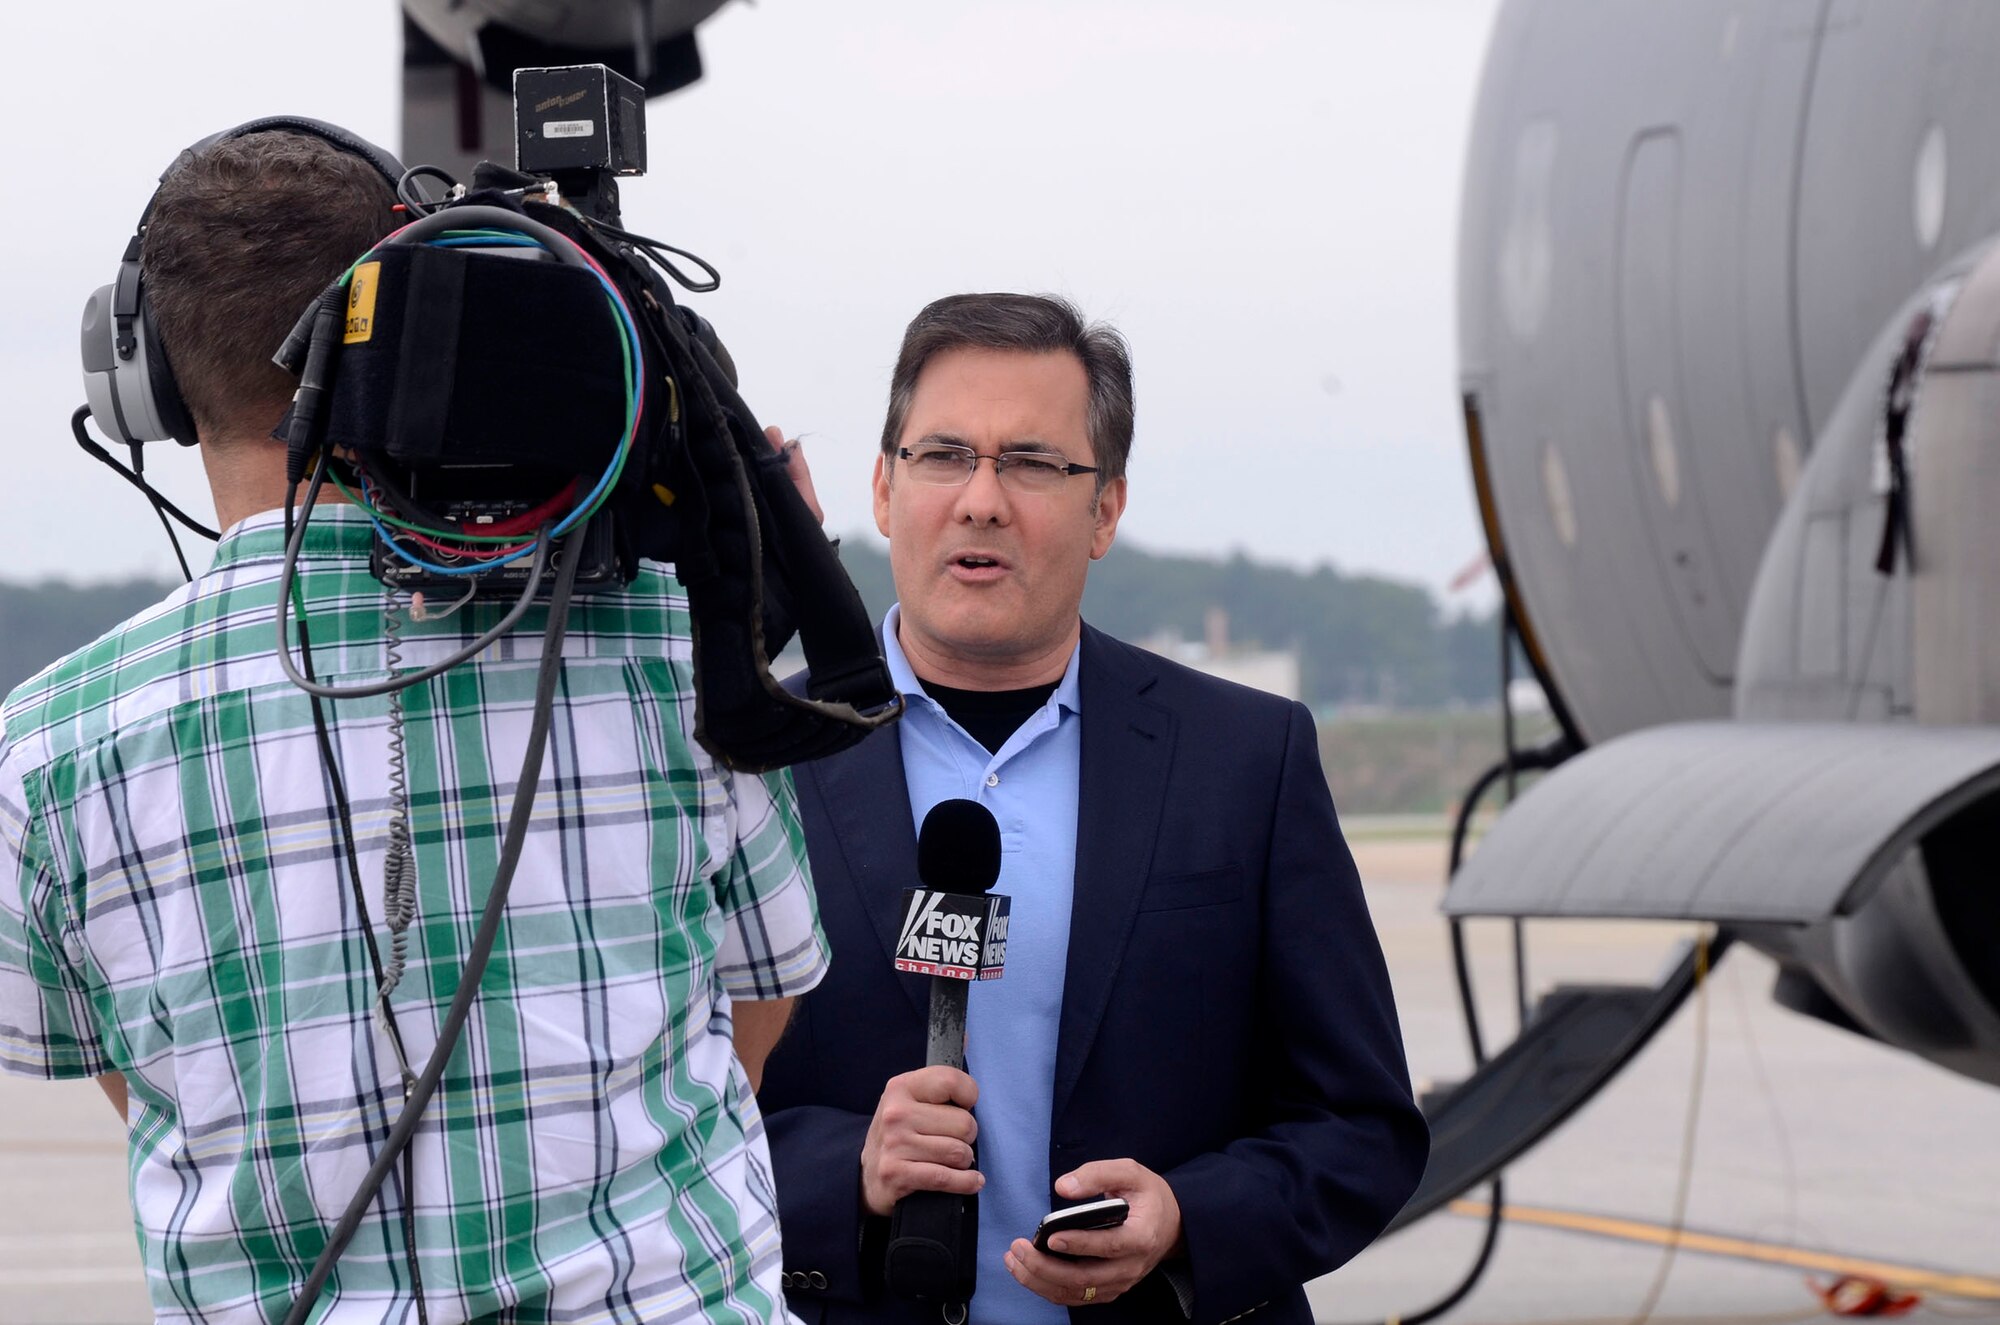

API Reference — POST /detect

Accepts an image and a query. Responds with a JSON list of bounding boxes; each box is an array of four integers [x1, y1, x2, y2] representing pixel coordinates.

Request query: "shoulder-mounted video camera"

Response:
[[83, 68, 900, 772]]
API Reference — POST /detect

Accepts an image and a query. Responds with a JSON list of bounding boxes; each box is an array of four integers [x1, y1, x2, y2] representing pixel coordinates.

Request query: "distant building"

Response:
[[1140, 607, 1303, 702]]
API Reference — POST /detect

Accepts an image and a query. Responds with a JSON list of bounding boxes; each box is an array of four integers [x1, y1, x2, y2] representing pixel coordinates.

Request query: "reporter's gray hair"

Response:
[[879, 293, 1135, 484]]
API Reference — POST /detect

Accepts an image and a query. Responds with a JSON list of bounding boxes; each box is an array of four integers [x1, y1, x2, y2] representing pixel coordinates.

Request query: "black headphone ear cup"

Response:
[[138, 292, 200, 447]]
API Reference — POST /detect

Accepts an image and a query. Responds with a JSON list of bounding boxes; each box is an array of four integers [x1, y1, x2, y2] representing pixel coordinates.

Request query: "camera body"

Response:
[[359, 65, 647, 600]]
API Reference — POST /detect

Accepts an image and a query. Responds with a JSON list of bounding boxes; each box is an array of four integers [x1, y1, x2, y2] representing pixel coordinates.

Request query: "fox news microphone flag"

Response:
[[894, 800, 1009, 985]]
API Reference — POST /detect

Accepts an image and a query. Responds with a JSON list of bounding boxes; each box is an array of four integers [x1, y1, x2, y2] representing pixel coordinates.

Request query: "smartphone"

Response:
[[1030, 1196, 1130, 1257]]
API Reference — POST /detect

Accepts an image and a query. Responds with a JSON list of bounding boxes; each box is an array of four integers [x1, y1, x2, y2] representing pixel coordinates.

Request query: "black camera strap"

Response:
[[516, 196, 904, 770], [658, 291, 906, 766]]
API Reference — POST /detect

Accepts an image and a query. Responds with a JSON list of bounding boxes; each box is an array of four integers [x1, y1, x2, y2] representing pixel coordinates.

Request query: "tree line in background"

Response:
[[841, 541, 1503, 711], [0, 540, 1503, 713], [0, 580, 185, 700]]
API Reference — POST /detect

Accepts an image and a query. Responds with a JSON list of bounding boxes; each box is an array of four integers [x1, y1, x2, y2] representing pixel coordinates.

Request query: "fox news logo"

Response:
[[894, 889, 1011, 980]]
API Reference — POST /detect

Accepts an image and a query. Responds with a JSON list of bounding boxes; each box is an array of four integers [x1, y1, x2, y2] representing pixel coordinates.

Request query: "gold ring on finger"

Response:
[[1082, 1286, 1097, 1304]]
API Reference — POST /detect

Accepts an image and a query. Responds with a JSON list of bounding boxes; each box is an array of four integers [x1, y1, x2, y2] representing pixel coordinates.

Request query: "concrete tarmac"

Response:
[[1311, 838, 2000, 1325], [3, 834, 1997, 1323]]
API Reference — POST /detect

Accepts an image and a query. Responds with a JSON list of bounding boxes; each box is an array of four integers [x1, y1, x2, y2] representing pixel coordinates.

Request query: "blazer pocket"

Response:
[[1137, 865, 1245, 912]]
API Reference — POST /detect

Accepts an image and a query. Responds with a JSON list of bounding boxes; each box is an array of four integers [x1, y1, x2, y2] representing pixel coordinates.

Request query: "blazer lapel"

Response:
[[802, 725, 930, 1021], [1052, 626, 1176, 1121]]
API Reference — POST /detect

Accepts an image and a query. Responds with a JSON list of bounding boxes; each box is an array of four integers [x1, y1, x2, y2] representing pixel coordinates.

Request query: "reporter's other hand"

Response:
[[765, 424, 824, 524], [1003, 1158, 1184, 1308]]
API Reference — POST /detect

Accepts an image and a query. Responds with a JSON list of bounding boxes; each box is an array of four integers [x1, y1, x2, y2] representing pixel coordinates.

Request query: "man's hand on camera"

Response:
[[1004, 1158, 1185, 1308], [764, 425, 824, 525], [859, 1066, 983, 1217]]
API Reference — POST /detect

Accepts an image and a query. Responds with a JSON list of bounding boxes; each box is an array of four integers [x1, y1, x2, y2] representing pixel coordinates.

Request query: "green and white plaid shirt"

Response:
[[0, 508, 826, 1325]]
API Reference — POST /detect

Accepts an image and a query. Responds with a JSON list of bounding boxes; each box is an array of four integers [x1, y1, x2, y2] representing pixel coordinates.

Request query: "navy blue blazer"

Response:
[[759, 625, 1428, 1325]]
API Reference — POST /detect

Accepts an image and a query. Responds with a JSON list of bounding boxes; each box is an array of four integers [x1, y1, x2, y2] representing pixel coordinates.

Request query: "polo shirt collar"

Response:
[[881, 604, 1082, 719], [209, 504, 376, 572]]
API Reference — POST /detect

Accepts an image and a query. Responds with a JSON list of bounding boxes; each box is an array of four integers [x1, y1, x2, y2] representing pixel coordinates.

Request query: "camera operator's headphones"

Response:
[[80, 116, 406, 448]]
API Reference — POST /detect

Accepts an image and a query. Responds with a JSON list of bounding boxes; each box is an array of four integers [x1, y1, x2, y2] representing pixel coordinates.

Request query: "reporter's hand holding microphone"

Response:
[[861, 1066, 984, 1217]]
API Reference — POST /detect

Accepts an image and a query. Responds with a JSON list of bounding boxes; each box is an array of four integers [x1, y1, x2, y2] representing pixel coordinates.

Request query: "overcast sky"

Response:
[[6, 0, 1500, 604]]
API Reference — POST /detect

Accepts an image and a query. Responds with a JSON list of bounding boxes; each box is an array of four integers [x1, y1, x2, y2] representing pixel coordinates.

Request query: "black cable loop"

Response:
[[396, 165, 459, 218], [1501, 608, 1530, 1032], [1334, 608, 1574, 1325], [128, 440, 193, 582], [275, 451, 553, 702], [275, 527, 551, 701], [71, 406, 221, 543], [577, 215, 722, 292]]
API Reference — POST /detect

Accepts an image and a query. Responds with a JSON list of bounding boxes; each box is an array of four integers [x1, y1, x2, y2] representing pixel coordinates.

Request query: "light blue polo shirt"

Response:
[[882, 605, 1079, 1325]]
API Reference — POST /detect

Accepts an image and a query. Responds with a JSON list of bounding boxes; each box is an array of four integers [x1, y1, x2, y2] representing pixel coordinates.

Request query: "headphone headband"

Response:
[[181, 116, 406, 191], [82, 117, 405, 448]]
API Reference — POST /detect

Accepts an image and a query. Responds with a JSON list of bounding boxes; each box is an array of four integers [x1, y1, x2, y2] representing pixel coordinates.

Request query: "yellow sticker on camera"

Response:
[[344, 261, 381, 344]]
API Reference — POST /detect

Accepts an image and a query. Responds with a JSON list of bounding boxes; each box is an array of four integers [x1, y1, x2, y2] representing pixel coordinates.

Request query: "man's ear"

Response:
[[872, 451, 893, 539], [1089, 475, 1127, 561]]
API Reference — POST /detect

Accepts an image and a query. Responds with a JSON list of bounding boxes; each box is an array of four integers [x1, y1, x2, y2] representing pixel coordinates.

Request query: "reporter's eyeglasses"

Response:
[[896, 442, 1101, 494]]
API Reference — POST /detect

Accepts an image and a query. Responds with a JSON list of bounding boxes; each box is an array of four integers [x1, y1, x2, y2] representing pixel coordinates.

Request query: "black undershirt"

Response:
[[920, 678, 1060, 754]]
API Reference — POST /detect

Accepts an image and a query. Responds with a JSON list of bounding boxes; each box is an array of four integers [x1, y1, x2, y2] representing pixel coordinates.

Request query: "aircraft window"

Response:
[[1774, 424, 1803, 500], [1502, 121, 1557, 341], [1915, 123, 1947, 251], [1541, 439, 1578, 548], [1647, 396, 1681, 509]]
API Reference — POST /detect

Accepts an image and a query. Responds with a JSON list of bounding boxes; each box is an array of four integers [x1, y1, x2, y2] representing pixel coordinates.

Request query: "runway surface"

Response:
[[1310, 839, 2000, 1325], [3, 833, 1996, 1323]]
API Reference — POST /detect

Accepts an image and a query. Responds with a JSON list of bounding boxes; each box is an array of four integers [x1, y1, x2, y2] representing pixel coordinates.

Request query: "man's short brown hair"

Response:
[[879, 293, 1136, 485], [141, 131, 398, 443]]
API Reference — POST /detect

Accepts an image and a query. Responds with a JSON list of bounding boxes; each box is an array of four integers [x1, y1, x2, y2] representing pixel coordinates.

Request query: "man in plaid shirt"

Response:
[[0, 130, 823, 1322]]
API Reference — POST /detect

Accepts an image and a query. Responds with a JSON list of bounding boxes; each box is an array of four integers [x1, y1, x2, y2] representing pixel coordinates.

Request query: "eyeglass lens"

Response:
[[901, 444, 1081, 492]]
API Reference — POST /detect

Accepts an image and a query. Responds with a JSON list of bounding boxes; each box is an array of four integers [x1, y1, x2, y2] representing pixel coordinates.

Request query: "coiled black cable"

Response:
[[279, 487, 583, 1325]]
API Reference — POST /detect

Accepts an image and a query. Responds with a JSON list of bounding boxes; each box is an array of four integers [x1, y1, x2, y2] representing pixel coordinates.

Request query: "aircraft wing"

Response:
[[1445, 721, 2000, 924]]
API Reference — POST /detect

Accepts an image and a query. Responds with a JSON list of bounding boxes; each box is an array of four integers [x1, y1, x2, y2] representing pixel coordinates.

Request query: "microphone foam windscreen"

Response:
[[916, 798, 1003, 895]]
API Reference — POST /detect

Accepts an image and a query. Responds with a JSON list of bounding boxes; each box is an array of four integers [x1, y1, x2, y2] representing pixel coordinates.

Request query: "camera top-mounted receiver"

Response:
[[514, 64, 646, 223]]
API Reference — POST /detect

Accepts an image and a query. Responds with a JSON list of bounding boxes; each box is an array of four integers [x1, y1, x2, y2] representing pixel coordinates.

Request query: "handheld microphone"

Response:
[[884, 799, 1008, 1308]]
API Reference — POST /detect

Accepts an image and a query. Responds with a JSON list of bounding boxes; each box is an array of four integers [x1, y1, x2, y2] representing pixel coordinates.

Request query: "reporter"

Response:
[[758, 294, 1428, 1324]]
